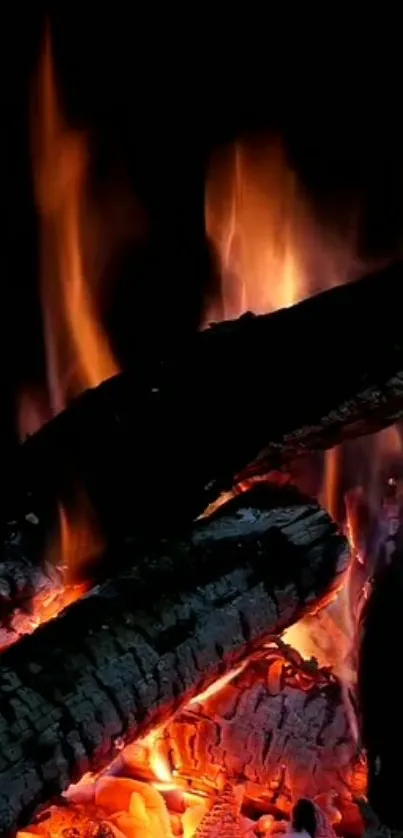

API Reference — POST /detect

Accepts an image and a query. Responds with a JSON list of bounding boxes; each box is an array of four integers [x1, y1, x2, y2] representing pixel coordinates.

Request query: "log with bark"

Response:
[[4, 260, 403, 560], [138, 640, 364, 827], [0, 485, 348, 837]]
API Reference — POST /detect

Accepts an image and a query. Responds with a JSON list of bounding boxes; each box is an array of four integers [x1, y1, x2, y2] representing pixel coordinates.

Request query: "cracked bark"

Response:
[[5, 260, 403, 560], [0, 485, 348, 837]]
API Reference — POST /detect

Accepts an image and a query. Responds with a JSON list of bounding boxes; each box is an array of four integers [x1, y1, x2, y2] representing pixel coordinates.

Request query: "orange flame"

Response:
[[57, 489, 104, 582], [31, 26, 118, 417], [321, 447, 342, 522], [204, 138, 403, 755], [204, 138, 359, 324], [40, 489, 103, 606]]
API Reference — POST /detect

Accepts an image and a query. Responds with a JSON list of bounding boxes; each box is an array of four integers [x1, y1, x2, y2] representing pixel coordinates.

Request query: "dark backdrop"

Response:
[[4, 7, 403, 453]]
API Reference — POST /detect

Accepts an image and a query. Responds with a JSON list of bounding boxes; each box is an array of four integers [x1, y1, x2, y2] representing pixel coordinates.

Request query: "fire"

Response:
[[18, 643, 364, 838], [12, 73, 400, 838], [0, 493, 101, 651], [56, 487, 104, 582], [204, 135, 403, 763], [31, 25, 118, 418], [204, 138, 358, 324], [204, 141, 303, 320], [146, 732, 175, 786], [7, 25, 117, 633], [283, 427, 403, 749], [321, 447, 342, 523]]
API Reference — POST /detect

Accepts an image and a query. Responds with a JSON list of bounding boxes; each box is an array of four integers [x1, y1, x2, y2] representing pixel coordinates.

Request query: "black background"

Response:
[[5, 7, 403, 450]]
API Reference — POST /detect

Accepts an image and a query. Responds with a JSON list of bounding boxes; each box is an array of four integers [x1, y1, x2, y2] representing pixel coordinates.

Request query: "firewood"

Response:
[[146, 640, 363, 826], [0, 516, 50, 619], [5, 260, 403, 558], [358, 536, 403, 832], [0, 518, 86, 647], [0, 485, 348, 837]]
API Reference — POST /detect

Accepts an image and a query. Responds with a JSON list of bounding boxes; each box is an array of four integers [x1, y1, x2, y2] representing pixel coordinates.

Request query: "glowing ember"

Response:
[[0, 580, 87, 651], [17, 645, 366, 838]]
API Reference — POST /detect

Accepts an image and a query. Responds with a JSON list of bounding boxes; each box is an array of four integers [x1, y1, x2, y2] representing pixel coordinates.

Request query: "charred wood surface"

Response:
[[0, 486, 348, 836], [358, 533, 403, 832], [151, 641, 363, 821], [0, 532, 56, 616], [6, 261, 403, 548], [0, 516, 63, 640]]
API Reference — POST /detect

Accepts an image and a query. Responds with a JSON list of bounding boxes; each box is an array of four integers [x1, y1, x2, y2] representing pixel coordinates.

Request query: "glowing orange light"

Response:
[[32, 25, 118, 417]]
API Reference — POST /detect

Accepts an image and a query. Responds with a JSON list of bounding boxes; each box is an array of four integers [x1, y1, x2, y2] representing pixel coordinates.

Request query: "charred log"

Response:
[[0, 515, 65, 645], [5, 261, 403, 555], [358, 533, 403, 832], [0, 516, 85, 643], [143, 641, 364, 827], [1, 516, 47, 610], [0, 485, 348, 837], [0, 533, 57, 618]]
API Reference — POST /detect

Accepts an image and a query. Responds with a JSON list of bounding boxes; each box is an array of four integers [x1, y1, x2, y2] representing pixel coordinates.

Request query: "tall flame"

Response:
[[31, 26, 118, 417], [14, 26, 116, 593], [204, 138, 358, 324]]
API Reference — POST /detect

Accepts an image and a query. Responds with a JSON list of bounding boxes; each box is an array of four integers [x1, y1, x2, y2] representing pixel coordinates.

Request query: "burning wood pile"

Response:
[[2, 258, 403, 837], [3, 23, 403, 838]]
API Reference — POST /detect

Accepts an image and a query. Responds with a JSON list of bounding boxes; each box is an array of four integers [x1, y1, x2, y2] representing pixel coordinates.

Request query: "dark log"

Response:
[[0, 558, 62, 649], [141, 641, 364, 828], [0, 485, 348, 837], [358, 531, 403, 832], [0, 499, 96, 632], [0, 550, 83, 651], [5, 261, 403, 556]]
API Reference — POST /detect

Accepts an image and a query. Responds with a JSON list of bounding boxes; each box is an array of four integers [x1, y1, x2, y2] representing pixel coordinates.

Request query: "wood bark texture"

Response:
[[0, 486, 348, 836], [5, 261, 403, 551]]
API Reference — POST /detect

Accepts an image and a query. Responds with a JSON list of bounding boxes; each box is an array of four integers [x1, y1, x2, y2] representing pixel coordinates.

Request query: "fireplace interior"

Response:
[[3, 14, 403, 838]]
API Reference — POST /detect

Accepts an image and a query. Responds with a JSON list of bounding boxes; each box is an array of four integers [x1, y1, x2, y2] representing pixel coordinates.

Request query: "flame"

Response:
[[204, 138, 358, 324], [148, 743, 174, 786], [204, 136, 362, 705], [188, 665, 247, 705], [283, 424, 403, 750], [321, 447, 342, 522], [31, 25, 118, 417], [202, 150, 403, 737], [0, 490, 104, 652], [8, 493, 103, 641], [14, 69, 401, 838], [56, 490, 103, 582], [17, 388, 52, 441], [2, 26, 117, 639]]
